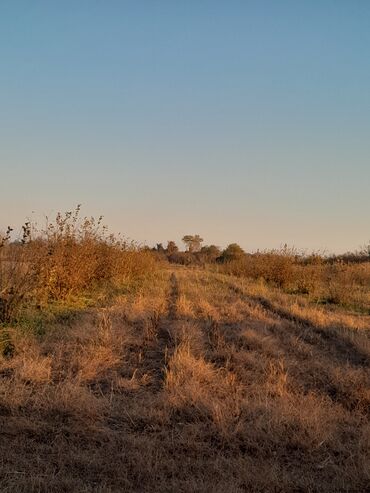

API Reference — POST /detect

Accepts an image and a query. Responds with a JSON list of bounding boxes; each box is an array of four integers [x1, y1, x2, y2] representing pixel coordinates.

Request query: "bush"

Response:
[[219, 243, 245, 263], [220, 248, 296, 289], [218, 248, 370, 311], [0, 207, 158, 323]]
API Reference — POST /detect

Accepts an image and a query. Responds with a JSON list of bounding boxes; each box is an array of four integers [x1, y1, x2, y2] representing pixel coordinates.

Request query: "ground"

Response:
[[0, 266, 369, 492]]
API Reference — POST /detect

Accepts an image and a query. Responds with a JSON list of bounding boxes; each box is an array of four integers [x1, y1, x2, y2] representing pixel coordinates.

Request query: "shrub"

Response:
[[0, 207, 158, 323], [219, 243, 245, 263]]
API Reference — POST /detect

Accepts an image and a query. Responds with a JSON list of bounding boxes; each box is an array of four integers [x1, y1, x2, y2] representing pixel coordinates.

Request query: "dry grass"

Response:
[[0, 208, 158, 325], [0, 264, 369, 492], [218, 252, 370, 313]]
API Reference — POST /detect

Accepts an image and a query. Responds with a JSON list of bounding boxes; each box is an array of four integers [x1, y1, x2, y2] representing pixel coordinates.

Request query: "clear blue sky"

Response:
[[0, 1, 369, 253]]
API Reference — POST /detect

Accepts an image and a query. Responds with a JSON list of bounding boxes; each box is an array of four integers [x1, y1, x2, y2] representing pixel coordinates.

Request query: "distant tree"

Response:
[[182, 234, 204, 253], [182, 235, 193, 251], [362, 241, 370, 257], [156, 243, 165, 253], [219, 243, 245, 262], [166, 241, 179, 255], [200, 245, 221, 262]]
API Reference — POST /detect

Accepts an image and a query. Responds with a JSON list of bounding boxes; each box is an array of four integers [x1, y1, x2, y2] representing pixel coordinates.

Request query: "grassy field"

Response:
[[0, 263, 369, 492]]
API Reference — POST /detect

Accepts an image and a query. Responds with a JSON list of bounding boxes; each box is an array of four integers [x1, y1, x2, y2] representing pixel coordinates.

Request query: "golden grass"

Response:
[[0, 208, 159, 326], [217, 253, 370, 313], [0, 265, 369, 492]]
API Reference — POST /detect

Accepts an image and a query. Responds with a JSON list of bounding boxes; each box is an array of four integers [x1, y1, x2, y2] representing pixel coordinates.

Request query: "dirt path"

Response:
[[0, 267, 369, 492], [134, 272, 179, 391]]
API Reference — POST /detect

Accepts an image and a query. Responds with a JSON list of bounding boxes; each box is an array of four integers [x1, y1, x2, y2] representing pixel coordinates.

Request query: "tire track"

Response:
[[135, 273, 179, 391], [226, 281, 369, 368], [193, 277, 370, 415]]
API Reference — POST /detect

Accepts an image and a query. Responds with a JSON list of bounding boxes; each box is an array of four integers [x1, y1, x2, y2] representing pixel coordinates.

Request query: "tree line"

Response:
[[151, 235, 246, 265]]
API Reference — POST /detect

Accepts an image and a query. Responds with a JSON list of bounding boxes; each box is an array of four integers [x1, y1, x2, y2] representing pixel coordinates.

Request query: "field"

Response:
[[1, 261, 369, 492]]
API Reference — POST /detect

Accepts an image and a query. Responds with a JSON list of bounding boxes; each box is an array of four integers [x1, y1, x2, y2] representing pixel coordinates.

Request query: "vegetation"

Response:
[[0, 206, 157, 327], [153, 238, 370, 314], [182, 234, 204, 252], [216, 247, 370, 313], [0, 210, 369, 492]]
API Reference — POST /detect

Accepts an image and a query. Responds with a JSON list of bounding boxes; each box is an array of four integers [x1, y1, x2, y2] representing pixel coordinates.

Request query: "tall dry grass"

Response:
[[217, 249, 370, 312], [0, 207, 158, 326]]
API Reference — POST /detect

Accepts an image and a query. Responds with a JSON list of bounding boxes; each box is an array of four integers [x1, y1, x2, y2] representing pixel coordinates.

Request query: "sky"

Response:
[[0, 1, 369, 253]]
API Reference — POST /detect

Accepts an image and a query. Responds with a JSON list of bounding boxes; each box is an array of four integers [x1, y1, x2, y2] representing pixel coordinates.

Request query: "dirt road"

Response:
[[0, 267, 369, 492]]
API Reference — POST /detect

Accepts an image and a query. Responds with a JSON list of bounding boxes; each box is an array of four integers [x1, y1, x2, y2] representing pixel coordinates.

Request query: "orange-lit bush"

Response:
[[0, 207, 158, 322]]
